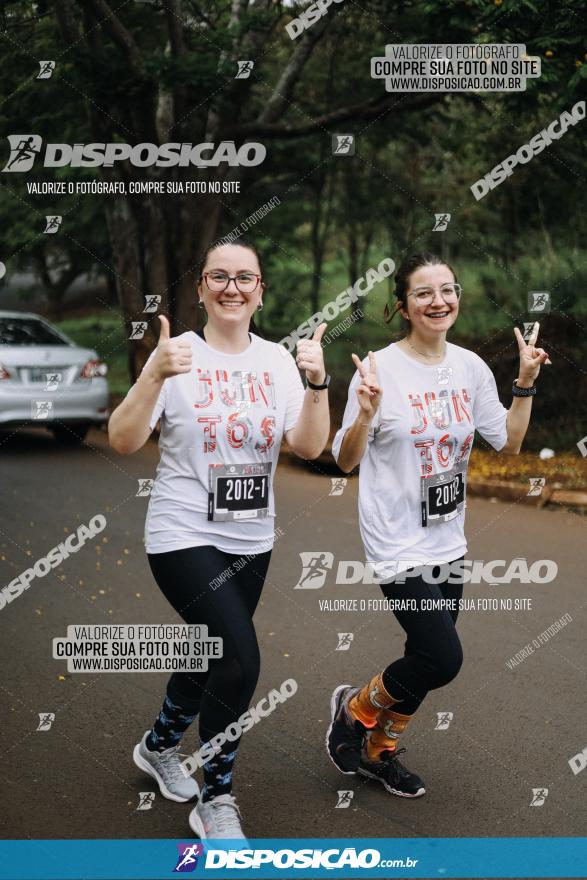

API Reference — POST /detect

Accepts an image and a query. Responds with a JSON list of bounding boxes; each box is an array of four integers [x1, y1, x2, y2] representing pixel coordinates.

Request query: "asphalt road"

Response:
[[1, 425, 586, 849]]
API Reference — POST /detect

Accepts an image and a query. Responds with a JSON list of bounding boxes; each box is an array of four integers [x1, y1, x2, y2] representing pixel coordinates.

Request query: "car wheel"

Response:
[[51, 423, 91, 444]]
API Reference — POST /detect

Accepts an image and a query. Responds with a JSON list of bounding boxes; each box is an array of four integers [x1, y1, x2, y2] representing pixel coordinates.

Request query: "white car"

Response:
[[0, 310, 109, 442]]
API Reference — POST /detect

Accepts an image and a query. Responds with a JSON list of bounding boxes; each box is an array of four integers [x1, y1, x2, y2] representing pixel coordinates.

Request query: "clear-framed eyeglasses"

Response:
[[408, 283, 462, 306], [202, 271, 262, 294]]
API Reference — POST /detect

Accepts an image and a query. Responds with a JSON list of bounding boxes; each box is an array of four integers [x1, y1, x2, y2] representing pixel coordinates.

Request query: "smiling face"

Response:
[[198, 244, 263, 327], [400, 263, 459, 337]]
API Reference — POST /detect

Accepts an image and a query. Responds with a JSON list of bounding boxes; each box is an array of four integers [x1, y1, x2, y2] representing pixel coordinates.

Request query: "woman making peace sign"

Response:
[[326, 252, 550, 798]]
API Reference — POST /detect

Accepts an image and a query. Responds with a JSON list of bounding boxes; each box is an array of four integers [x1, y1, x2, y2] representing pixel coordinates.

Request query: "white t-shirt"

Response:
[[331, 341, 508, 577], [126, 331, 305, 555]]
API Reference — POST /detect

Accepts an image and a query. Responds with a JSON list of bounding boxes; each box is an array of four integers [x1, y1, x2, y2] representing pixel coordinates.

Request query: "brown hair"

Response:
[[198, 238, 266, 336], [384, 252, 458, 331]]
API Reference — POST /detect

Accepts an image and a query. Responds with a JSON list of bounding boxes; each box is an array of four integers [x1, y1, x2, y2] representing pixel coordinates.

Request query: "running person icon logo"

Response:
[[174, 843, 204, 872], [528, 291, 550, 313], [332, 134, 355, 155], [37, 61, 56, 79], [36, 713, 55, 731], [336, 633, 354, 651], [43, 216, 62, 234], [2, 135, 42, 172], [235, 60, 254, 79], [433, 213, 451, 231], [435, 712, 454, 730], [294, 552, 334, 589], [335, 790, 354, 808]]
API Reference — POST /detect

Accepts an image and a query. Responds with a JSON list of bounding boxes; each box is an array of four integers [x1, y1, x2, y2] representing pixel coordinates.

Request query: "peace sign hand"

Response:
[[352, 350, 382, 421], [514, 321, 552, 385], [296, 322, 328, 384]]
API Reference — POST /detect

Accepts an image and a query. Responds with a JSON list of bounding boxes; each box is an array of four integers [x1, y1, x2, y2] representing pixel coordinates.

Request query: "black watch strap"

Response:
[[306, 373, 331, 391], [512, 379, 536, 397]]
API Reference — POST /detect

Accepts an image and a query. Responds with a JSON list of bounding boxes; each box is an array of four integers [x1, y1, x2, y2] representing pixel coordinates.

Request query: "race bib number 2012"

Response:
[[420, 465, 466, 527], [208, 462, 271, 522]]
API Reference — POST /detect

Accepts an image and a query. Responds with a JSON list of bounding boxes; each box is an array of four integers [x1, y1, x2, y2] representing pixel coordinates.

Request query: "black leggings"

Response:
[[147, 545, 272, 743], [379, 558, 464, 715]]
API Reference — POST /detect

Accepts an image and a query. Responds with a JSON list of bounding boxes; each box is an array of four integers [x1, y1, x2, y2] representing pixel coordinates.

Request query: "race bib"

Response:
[[420, 464, 466, 527], [208, 462, 271, 522]]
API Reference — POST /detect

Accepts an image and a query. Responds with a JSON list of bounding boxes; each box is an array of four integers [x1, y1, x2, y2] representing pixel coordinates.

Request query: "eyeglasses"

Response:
[[408, 283, 462, 306], [203, 272, 262, 294]]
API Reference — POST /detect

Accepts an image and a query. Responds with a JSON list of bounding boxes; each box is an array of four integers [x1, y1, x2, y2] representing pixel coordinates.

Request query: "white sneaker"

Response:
[[133, 731, 200, 803], [189, 793, 247, 840]]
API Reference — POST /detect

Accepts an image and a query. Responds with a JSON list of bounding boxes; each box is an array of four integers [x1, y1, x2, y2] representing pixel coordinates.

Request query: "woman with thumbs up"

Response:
[[108, 240, 329, 839], [326, 252, 550, 800]]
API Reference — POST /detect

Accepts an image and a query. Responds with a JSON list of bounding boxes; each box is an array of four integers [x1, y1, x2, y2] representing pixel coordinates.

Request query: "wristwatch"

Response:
[[512, 379, 537, 397], [306, 372, 331, 391]]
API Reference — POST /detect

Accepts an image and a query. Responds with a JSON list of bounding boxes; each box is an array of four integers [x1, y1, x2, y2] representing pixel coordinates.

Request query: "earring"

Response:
[[257, 302, 264, 311], [198, 300, 205, 309]]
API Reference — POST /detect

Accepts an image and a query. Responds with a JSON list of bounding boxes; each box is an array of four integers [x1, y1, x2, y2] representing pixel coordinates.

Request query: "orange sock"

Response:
[[347, 672, 401, 728], [365, 708, 413, 761]]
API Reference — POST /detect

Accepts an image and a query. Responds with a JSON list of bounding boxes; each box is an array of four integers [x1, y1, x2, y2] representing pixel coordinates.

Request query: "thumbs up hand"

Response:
[[151, 315, 193, 380], [295, 322, 328, 385]]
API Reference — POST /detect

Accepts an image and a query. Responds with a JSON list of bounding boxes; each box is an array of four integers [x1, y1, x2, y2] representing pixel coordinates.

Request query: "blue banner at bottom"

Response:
[[0, 838, 586, 879]]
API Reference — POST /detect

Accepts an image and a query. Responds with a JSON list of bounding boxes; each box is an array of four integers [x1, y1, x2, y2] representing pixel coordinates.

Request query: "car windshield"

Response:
[[0, 317, 69, 346]]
